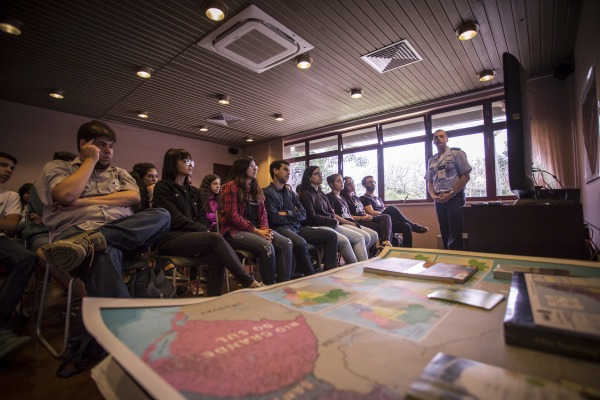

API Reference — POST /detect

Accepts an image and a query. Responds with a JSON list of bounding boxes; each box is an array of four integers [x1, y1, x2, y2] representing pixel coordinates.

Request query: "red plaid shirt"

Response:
[[219, 180, 269, 236]]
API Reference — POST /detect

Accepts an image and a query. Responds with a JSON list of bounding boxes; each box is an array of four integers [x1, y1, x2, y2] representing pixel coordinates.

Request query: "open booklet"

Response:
[[363, 257, 477, 284]]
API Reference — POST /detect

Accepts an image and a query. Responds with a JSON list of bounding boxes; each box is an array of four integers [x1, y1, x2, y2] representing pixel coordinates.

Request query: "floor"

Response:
[[0, 269, 211, 400]]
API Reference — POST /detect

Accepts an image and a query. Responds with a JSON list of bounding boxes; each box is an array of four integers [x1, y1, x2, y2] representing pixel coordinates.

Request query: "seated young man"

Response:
[[36, 120, 170, 298], [0, 151, 36, 359]]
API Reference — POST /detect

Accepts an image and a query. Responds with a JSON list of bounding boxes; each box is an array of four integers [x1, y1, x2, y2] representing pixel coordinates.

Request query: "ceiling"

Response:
[[0, 0, 581, 148]]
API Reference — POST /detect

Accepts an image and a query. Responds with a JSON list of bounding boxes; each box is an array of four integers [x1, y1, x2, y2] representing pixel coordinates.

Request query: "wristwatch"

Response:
[[449, 190, 455, 197]]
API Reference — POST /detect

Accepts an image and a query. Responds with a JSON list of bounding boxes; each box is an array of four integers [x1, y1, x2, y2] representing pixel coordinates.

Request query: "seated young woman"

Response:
[[341, 176, 393, 248], [220, 156, 293, 285], [198, 173, 221, 232], [297, 166, 367, 263], [325, 174, 379, 254], [152, 148, 263, 295]]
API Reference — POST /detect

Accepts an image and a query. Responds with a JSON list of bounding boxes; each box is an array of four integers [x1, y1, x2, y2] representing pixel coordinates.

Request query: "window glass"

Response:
[[494, 129, 511, 195], [383, 142, 427, 200], [289, 161, 305, 193], [342, 149, 377, 197], [310, 156, 337, 194], [309, 136, 338, 155], [431, 105, 483, 132], [492, 100, 506, 123], [382, 117, 425, 142], [342, 127, 377, 149], [284, 143, 305, 158], [431, 133, 486, 197]]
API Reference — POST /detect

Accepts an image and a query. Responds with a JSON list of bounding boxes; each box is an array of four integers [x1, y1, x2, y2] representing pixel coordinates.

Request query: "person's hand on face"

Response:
[[80, 139, 100, 163]]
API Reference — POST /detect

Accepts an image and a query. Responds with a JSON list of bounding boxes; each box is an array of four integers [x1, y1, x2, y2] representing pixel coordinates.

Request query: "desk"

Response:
[[463, 203, 588, 259], [85, 248, 600, 399]]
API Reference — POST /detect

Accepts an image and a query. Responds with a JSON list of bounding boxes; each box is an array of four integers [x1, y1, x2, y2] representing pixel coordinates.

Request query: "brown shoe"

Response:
[[248, 280, 266, 288], [412, 223, 429, 234], [41, 231, 107, 272]]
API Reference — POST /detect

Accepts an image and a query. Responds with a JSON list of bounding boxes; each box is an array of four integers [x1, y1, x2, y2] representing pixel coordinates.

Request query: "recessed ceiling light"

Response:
[[137, 111, 149, 118], [217, 94, 230, 105], [274, 113, 284, 121], [478, 69, 496, 82], [296, 54, 313, 69], [245, 137, 254, 142], [204, 1, 227, 22], [49, 90, 65, 99], [0, 18, 24, 36], [199, 125, 209, 132], [136, 66, 153, 78], [456, 22, 479, 41], [350, 88, 363, 99]]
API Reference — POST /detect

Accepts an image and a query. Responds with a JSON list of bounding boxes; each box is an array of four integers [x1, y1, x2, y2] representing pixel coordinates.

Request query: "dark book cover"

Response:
[[503, 272, 600, 362]]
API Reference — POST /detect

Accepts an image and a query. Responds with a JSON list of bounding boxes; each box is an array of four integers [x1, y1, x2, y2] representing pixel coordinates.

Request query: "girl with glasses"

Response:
[[153, 148, 263, 295]]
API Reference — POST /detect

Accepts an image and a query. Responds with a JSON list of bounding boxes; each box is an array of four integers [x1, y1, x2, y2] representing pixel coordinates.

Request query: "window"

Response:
[[431, 105, 483, 132], [289, 161, 305, 192], [342, 127, 377, 149], [382, 117, 425, 142], [342, 149, 377, 196], [284, 97, 508, 203], [284, 143, 305, 158], [309, 136, 337, 155], [384, 142, 426, 200]]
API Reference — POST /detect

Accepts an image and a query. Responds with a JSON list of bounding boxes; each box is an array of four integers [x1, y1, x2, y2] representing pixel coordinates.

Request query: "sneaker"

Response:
[[248, 280, 266, 288], [41, 231, 107, 272], [165, 269, 191, 285], [191, 281, 205, 296], [0, 328, 31, 359], [412, 223, 429, 234]]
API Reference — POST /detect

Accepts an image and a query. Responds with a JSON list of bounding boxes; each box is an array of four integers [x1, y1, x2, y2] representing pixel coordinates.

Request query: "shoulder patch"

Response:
[[451, 147, 461, 151]]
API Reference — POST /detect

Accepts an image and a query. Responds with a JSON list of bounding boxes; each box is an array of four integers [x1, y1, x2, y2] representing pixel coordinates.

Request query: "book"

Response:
[[407, 352, 585, 400], [427, 288, 505, 310], [503, 272, 600, 361], [363, 257, 477, 284]]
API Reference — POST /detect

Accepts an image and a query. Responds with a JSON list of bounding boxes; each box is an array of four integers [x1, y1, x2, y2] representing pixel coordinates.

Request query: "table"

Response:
[[85, 248, 600, 399]]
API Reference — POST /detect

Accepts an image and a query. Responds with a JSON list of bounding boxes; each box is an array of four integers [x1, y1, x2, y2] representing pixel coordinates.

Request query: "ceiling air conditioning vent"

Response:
[[206, 113, 244, 127], [198, 4, 313, 73], [361, 39, 423, 73]]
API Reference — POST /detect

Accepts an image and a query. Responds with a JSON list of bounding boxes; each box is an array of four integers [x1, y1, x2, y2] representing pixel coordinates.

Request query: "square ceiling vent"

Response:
[[361, 39, 423, 73], [198, 4, 313, 73]]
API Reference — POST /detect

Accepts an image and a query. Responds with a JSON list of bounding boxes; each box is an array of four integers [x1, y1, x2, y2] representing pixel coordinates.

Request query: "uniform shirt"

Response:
[[0, 188, 21, 237], [425, 147, 472, 193], [35, 158, 138, 235]]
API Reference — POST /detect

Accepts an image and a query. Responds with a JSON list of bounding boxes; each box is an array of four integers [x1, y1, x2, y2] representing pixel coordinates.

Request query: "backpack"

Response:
[[127, 266, 176, 298]]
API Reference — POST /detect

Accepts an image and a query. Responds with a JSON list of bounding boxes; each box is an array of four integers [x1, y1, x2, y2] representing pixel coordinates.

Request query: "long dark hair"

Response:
[[299, 165, 320, 192], [225, 156, 263, 203], [18, 183, 32, 205], [199, 174, 220, 212], [162, 148, 191, 184], [341, 176, 354, 202]]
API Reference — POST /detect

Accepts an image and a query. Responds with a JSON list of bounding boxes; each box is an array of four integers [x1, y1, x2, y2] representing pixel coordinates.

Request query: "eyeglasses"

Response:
[[312, 172, 322, 177], [183, 159, 194, 167]]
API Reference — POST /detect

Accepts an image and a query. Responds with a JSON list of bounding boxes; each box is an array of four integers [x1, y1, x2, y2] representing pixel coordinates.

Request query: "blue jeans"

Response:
[[55, 208, 171, 298], [225, 230, 292, 285], [0, 237, 36, 327], [434, 190, 466, 250], [276, 226, 339, 275]]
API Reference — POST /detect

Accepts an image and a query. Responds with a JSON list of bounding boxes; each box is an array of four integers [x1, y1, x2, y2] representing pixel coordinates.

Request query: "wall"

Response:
[[0, 100, 240, 191], [573, 0, 600, 251]]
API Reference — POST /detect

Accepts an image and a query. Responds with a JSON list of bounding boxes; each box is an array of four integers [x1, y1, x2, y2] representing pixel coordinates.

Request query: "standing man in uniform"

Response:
[[426, 129, 471, 250]]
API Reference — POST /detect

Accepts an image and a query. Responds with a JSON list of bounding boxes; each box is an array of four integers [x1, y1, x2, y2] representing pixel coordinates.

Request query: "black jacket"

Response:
[[298, 186, 338, 228], [152, 179, 209, 241]]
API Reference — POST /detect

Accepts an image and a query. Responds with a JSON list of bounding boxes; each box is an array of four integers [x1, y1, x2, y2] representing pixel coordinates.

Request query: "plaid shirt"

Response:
[[219, 180, 269, 236]]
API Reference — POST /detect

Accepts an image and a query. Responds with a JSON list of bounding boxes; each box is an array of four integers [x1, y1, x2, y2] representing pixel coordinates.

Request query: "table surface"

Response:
[[84, 248, 600, 399]]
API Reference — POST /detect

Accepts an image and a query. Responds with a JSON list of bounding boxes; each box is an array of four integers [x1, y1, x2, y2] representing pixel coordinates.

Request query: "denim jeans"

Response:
[[333, 225, 368, 262], [276, 226, 339, 275], [0, 237, 36, 327], [342, 224, 378, 251], [434, 190, 466, 250], [157, 231, 254, 295], [54, 208, 171, 298], [225, 230, 292, 285]]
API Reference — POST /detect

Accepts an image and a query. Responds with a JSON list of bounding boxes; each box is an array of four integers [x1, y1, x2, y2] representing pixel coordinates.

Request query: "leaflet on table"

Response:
[[525, 274, 600, 335]]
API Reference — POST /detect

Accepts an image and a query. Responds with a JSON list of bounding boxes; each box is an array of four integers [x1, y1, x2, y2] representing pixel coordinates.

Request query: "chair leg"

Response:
[[35, 263, 74, 359]]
